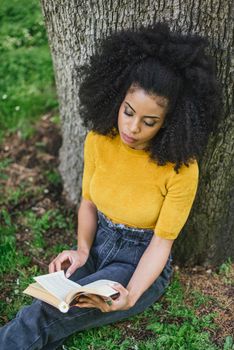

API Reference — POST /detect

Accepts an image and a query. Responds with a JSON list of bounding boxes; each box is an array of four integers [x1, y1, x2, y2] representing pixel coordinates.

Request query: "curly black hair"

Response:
[[78, 22, 222, 172]]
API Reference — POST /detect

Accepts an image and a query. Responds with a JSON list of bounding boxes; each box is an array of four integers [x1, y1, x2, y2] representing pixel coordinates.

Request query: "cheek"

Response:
[[117, 112, 121, 125], [144, 126, 160, 139], [117, 114, 123, 132], [118, 110, 125, 127]]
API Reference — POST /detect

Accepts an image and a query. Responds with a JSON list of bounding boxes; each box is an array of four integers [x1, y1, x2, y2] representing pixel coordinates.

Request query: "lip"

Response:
[[121, 132, 137, 143]]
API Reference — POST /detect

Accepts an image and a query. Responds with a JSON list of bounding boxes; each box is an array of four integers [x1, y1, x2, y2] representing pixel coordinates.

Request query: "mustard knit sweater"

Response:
[[82, 131, 199, 239]]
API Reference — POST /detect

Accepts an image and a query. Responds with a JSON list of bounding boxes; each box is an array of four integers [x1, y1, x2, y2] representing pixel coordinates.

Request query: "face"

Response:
[[118, 85, 169, 150]]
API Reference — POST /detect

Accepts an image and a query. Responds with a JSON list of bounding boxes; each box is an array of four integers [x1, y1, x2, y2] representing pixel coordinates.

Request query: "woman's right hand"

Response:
[[49, 249, 89, 278]]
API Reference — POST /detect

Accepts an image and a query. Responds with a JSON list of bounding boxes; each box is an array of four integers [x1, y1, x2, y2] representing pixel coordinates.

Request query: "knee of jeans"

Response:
[[163, 261, 173, 281], [152, 274, 168, 296], [16, 299, 44, 320], [151, 262, 173, 294]]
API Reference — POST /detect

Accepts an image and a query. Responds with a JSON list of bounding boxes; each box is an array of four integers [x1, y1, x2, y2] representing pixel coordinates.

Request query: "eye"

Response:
[[124, 110, 133, 117], [144, 121, 156, 127]]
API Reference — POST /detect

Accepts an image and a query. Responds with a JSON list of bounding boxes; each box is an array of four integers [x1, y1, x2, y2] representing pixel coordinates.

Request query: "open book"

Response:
[[23, 270, 119, 313]]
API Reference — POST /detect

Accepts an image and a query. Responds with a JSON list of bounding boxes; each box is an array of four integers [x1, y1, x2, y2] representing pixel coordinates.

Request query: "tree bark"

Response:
[[40, 0, 233, 266]]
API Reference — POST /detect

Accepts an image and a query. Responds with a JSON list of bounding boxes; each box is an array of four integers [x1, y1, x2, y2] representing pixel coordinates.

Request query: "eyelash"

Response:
[[124, 111, 156, 127]]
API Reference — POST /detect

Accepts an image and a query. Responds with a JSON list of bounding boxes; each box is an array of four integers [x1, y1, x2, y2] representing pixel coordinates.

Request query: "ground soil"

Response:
[[0, 114, 233, 347]]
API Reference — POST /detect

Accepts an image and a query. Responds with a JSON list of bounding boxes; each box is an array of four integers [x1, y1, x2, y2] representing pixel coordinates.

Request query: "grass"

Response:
[[218, 258, 233, 284], [0, 203, 76, 324], [0, 0, 58, 143]]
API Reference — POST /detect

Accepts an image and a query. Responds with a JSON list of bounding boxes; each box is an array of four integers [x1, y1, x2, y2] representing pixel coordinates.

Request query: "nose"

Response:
[[128, 118, 141, 134]]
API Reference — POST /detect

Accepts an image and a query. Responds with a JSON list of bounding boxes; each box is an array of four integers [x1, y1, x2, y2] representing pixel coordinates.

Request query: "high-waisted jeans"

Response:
[[0, 210, 173, 350]]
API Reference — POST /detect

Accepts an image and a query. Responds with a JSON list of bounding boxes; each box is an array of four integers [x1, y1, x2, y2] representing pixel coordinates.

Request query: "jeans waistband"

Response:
[[97, 210, 154, 241]]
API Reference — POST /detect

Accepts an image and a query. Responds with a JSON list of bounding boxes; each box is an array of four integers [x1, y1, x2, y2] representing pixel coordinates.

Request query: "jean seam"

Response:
[[97, 234, 112, 256], [133, 244, 140, 266], [98, 239, 120, 270]]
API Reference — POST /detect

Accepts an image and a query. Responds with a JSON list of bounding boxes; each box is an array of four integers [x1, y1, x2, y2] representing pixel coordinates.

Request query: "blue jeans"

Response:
[[0, 211, 173, 350]]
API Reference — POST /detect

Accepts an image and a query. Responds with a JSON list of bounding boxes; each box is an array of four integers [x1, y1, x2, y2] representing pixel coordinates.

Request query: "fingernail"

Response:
[[66, 272, 71, 278]]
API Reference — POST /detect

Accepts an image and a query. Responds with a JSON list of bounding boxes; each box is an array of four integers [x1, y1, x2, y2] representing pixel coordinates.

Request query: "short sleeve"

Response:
[[81, 131, 96, 201], [154, 160, 199, 240]]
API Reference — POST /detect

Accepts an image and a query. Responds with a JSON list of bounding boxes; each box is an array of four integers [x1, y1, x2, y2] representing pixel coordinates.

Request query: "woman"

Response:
[[0, 22, 221, 349]]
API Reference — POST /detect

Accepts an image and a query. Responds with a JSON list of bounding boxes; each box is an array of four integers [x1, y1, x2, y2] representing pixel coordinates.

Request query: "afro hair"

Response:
[[78, 22, 223, 172]]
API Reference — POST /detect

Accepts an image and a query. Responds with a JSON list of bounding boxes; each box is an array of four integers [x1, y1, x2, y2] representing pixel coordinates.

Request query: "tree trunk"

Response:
[[40, 0, 233, 266]]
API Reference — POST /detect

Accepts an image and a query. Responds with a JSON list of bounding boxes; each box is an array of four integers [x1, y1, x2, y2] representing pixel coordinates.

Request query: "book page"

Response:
[[83, 279, 117, 294], [34, 271, 81, 301], [66, 279, 118, 304], [79, 279, 118, 297], [23, 282, 69, 313]]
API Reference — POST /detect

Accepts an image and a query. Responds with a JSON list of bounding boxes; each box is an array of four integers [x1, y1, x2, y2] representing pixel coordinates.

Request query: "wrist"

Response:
[[127, 288, 140, 307], [77, 246, 89, 255]]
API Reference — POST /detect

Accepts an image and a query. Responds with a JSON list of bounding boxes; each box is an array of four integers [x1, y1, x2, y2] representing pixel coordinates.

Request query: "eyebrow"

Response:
[[125, 101, 161, 119]]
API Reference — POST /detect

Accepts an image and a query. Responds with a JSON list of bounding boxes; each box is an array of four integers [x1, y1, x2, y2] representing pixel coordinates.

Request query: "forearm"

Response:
[[77, 198, 98, 254], [127, 235, 174, 306]]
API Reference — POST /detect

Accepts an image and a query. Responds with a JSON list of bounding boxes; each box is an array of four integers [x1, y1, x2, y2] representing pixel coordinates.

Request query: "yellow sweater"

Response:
[[82, 131, 199, 239]]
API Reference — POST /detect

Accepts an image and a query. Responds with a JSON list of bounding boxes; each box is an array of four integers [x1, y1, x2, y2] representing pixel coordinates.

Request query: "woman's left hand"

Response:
[[74, 283, 134, 312]]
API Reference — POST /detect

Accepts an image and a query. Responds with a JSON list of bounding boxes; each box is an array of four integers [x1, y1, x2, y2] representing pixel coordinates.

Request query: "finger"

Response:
[[49, 252, 71, 273], [54, 258, 62, 272], [49, 261, 56, 273], [66, 262, 79, 278], [49, 257, 60, 273], [75, 297, 99, 309], [78, 295, 108, 311], [88, 294, 103, 301], [79, 294, 103, 305], [112, 283, 129, 296], [76, 301, 109, 313], [75, 302, 95, 309], [93, 296, 115, 312], [54, 252, 71, 272]]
